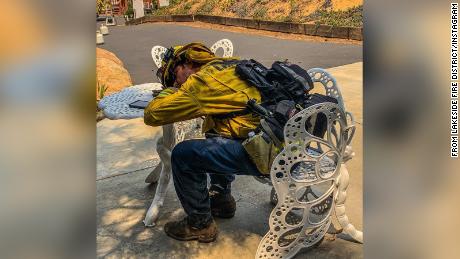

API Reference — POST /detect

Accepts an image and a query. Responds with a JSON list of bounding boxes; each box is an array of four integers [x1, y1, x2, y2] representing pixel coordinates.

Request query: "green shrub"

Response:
[[124, 1, 134, 18], [151, 1, 158, 10], [253, 6, 267, 20], [97, 82, 108, 100], [224, 0, 236, 12], [236, 2, 249, 17], [172, 2, 193, 14], [97, 0, 110, 14], [184, 2, 192, 12], [197, 0, 218, 14], [305, 5, 363, 27], [281, 15, 295, 23]]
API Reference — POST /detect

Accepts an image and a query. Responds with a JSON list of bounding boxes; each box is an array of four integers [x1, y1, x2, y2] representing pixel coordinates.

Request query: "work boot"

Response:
[[164, 217, 218, 243], [209, 186, 236, 218]]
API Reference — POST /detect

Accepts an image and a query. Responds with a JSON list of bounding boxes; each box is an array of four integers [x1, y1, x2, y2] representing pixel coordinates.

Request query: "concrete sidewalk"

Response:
[[97, 62, 363, 258]]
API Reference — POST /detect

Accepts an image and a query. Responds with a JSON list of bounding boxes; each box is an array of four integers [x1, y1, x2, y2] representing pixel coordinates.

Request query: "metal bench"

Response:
[[254, 68, 362, 258]]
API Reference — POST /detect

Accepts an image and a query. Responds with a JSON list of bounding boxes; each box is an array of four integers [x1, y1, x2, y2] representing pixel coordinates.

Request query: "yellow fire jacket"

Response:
[[144, 59, 261, 139]]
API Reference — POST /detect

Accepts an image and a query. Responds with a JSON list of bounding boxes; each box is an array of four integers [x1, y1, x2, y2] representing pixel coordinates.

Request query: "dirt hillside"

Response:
[[153, 0, 363, 27]]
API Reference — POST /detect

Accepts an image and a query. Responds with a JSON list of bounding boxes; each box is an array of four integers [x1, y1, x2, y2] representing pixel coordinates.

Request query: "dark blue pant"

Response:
[[171, 137, 263, 228]]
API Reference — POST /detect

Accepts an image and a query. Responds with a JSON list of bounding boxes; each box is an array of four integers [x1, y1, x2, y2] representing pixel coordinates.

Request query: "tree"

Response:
[[125, 0, 134, 18], [97, 0, 111, 14]]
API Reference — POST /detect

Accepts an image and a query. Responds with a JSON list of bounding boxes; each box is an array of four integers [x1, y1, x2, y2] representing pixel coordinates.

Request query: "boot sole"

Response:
[[165, 231, 218, 243], [211, 210, 235, 218]]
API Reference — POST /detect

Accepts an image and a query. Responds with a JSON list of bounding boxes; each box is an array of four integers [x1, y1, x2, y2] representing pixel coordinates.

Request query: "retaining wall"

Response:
[[125, 14, 362, 41]]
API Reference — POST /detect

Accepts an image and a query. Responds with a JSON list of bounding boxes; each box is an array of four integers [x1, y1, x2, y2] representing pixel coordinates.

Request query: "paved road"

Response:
[[99, 23, 362, 85]]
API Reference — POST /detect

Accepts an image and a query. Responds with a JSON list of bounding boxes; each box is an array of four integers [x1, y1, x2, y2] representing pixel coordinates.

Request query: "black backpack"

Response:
[[235, 59, 338, 145]]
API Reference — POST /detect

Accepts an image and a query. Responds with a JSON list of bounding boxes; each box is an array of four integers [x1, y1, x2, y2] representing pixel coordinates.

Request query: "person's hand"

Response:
[[152, 89, 163, 97], [156, 87, 178, 98]]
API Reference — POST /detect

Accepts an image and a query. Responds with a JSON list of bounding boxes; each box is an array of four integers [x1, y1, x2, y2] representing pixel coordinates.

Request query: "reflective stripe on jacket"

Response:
[[144, 59, 261, 139]]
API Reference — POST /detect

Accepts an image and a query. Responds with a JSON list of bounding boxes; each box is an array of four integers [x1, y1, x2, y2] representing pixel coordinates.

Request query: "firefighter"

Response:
[[144, 42, 263, 242]]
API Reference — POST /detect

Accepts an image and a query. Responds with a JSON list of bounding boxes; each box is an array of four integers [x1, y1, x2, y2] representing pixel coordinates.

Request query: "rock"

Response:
[[97, 48, 124, 66], [96, 48, 133, 99], [97, 109, 106, 122]]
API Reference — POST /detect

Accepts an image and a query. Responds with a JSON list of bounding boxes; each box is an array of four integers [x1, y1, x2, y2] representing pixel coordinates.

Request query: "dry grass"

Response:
[[151, 0, 362, 27]]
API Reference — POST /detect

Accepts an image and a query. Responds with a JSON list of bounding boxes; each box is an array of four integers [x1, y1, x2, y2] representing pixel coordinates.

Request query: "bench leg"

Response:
[[335, 164, 363, 243], [142, 119, 204, 226], [256, 165, 363, 258], [256, 172, 334, 258], [143, 125, 175, 227], [145, 163, 162, 184], [256, 184, 332, 258]]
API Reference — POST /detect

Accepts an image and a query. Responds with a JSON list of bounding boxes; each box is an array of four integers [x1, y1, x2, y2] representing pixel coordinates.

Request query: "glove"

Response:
[[154, 87, 178, 98]]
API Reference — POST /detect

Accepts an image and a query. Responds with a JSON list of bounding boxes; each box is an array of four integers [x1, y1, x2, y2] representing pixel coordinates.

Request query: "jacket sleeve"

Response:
[[143, 88, 204, 126]]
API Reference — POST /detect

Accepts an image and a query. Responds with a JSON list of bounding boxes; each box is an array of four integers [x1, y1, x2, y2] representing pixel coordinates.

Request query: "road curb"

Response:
[[125, 14, 362, 41]]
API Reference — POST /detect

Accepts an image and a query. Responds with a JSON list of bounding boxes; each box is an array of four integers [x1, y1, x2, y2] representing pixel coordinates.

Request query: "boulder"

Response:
[[96, 48, 132, 99], [97, 48, 124, 66]]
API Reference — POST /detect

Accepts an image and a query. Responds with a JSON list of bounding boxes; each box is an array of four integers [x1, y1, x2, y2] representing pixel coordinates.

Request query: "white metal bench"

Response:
[[254, 68, 362, 258]]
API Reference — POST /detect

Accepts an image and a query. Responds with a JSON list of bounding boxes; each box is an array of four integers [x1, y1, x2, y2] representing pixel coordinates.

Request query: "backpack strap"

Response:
[[211, 108, 252, 120], [260, 119, 283, 148], [272, 62, 314, 91]]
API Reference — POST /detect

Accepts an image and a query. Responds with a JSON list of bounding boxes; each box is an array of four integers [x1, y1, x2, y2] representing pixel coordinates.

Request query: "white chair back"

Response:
[[151, 39, 234, 69], [210, 39, 233, 57], [151, 46, 167, 68]]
